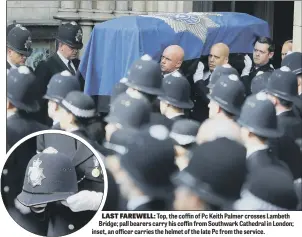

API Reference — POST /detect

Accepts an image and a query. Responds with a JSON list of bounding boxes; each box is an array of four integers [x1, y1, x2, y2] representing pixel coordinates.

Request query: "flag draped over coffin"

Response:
[[79, 12, 270, 96]]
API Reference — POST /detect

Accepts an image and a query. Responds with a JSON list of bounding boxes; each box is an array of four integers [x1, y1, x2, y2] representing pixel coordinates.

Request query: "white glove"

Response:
[[241, 54, 253, 77], [193, 61, 205, 83], [62, 190, 103, 212], [14, 198, 31, 215]]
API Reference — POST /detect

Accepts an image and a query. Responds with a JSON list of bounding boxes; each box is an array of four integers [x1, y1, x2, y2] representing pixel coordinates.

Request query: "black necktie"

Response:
[[68, 61, 76, 75]]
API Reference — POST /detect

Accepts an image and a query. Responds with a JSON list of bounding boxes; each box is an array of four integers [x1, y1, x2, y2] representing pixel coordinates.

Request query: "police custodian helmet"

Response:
[[17, 148, 78, 207], [56, 21, 83, 49], [7, 24, 32, 57]]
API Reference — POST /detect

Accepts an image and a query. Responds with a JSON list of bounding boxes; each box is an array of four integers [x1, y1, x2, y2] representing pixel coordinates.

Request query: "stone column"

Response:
[[130, 1, 147, 15], [93, 0, 115, 21], [167, 1, 177, 13], [176, 1, 193, 13], [114, 1, 129, 17], [79, 0, 93, 20], [54, 0, 79, 21], [157, 1, 168, 13], [146, 1, 158, 15], [293, 1, 302, 52]]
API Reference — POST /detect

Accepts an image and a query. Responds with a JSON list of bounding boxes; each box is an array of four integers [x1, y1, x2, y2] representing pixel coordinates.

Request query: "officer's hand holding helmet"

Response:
[[61, 190, 103, 212]]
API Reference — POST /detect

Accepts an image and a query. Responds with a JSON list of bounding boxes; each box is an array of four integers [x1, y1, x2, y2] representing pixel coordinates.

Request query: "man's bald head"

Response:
[[208, 43, 230, 71], [196, 118, 242, 145], [161, 45, 185, 73], [281, 40, 293, 60]]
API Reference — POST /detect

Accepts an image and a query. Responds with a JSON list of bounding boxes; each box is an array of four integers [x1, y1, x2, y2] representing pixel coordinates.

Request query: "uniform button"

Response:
[[3, 186, 9, 193], [190, 110, 194, 112], [194, 100, 196, 102], [68, 224, 75, 230], [2, 169, 8, 175]]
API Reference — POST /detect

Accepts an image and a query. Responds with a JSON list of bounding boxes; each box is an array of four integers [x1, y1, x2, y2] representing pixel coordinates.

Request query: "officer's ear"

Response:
[[268, 51, 274, 60], [7, 100, 15, 110], [297, 76, 302, 86], [68, 112, 76, 125], [224, 56, 229, 64]]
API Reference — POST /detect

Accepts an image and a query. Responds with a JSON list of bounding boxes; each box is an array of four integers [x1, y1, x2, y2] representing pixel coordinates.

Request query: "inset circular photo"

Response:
[[1, 131, 108, 237]]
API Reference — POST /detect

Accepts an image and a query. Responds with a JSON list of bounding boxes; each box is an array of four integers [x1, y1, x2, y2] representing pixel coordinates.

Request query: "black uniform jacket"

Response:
[[241, 62, 274, 95], [277, 110, 302, 140], [33, 53, 80, 125]]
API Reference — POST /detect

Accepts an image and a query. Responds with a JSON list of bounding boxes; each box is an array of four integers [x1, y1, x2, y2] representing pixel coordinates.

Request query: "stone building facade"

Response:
[[7, 1, 301, 68]]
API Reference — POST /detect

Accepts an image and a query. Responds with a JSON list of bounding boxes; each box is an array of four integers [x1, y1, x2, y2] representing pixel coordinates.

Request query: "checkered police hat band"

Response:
[[62, 100, 96, 118]]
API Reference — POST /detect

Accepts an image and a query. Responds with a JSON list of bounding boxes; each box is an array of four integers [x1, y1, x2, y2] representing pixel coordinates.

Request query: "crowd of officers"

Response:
[[4, 20, 302, 234]]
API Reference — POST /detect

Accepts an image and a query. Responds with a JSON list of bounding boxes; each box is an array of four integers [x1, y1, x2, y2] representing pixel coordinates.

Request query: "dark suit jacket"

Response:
[[34, 54, 81, 125], [278, 110, 302, 140], [241, 62, 274, 95], [293, 94, 302, 120]]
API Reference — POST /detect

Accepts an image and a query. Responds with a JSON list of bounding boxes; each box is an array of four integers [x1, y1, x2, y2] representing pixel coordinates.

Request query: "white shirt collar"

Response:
[[57, 51, 76, 72], [163, 69, 179, 78], [53, 120, 59, 126], [246, 144, 269, 158], [166, 112, 184, 119], [7, 110, 16, 119], [276, 108, 292, 116], [57, 51, 69, 65], [7, 58, 17, 69], [127, 196, 151, 211], [65, 125, 80, 133]]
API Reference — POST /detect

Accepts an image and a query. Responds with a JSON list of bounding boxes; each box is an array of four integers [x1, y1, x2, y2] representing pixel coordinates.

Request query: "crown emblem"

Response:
[[24, 36, 32, 50], [28, 158, 46, 187], [75, 29, 83, 42]]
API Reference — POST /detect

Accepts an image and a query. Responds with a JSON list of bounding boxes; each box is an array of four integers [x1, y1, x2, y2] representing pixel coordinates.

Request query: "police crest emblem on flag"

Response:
[[28, 158, 46, 187], [142, 13, 220, 42]]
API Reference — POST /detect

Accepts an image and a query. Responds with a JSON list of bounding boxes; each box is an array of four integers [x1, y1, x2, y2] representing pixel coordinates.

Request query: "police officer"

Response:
[[7, 66, 47, 147], [208, 74, 246, 122], [34, 22, 83, 98], [124, 54, 173, 129], [237, 92, 288, 174], [172, 137, 247, 211], [115, 127, 177, 211], [169, 119, 200, 170], [241, 37, 275, 95], [7, 24, 32, 72], [250, 71, 272, 94], [104, 92, 152, 141], [265, 67, 302, 181], [191, 43, 230, 122], [36, 71, 82, 155], [266, 67, 302, 140], [57, 91, 105, 150], [281, 52, 302, 119], [44, 70, 81, 128], [158, 72, 193, 121]]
